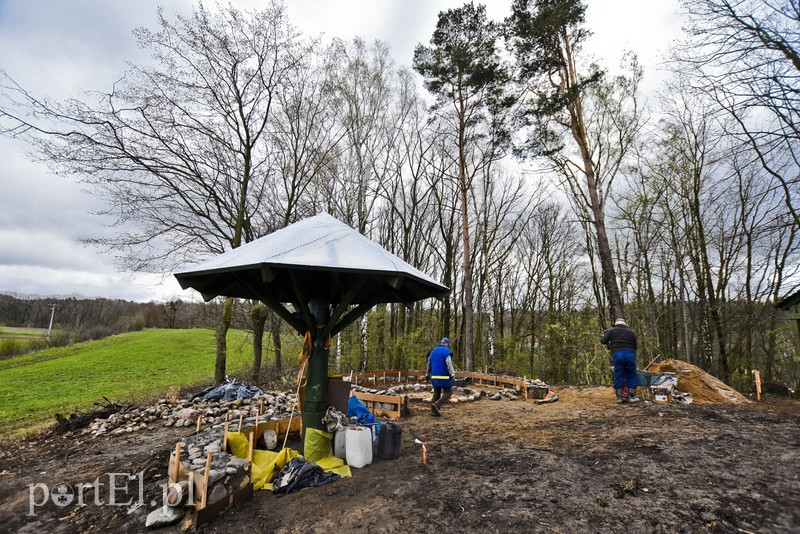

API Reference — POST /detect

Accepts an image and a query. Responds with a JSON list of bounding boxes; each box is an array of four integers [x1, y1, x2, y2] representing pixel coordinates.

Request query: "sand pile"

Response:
[[646, 359, 751, 404]]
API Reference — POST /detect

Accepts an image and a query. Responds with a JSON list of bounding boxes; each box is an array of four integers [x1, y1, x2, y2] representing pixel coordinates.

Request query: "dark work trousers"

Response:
[[431, 386, 452, 408], [612, 350, 638, 390]]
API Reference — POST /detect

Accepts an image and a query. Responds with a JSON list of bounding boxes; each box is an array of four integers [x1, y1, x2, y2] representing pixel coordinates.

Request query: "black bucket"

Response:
[[377, 422, 402, 460]]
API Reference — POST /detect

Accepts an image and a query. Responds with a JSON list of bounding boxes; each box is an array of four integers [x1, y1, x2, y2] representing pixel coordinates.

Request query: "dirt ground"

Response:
[[1, 386, 799, 534]]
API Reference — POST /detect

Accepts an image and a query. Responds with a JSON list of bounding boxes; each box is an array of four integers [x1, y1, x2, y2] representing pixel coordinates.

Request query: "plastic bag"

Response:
[[272, 457, 340, 494], [347, 396, 381, 440]]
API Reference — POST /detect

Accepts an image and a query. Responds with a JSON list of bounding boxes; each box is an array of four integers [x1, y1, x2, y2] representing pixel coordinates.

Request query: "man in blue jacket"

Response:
[[426, 337, 455, 416], [600, 318, 641, 404]]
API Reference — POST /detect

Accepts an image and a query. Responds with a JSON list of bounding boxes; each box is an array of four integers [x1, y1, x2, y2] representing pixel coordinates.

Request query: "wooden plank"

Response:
[[245, 414, 302, 438], [353, 391, 396, 402], [199, 452, 212, 510], [352, 391, 402, 420], [170, 443, 181, 485]]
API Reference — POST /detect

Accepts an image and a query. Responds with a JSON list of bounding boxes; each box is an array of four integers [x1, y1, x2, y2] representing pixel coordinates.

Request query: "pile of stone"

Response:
[[146, 406, 300, 529], [487, 389, 520, 401], [86, 391, 297, 438], [354, 381, 533, 401]]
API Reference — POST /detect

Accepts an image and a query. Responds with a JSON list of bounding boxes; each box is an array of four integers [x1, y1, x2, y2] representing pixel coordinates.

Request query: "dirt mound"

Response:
[[647, 359, 751, 404]]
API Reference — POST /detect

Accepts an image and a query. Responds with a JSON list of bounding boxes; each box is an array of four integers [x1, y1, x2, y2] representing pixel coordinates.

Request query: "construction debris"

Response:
[[646, 359, 751, 404]]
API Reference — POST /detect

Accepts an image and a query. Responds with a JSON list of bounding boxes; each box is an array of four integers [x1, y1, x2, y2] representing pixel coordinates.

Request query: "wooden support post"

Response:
[[170, 442, 181, 484], [200, 452, 212, 509], [259, 399, 264, 414], [237, 414, 243, 433], [247, 432, 255, 463], [222, 422, 229, 453], [196, 416, 202, 433]]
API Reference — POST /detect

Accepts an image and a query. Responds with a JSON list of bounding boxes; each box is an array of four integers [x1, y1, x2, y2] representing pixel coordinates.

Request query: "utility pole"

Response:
[[47, 304, 57, 339]]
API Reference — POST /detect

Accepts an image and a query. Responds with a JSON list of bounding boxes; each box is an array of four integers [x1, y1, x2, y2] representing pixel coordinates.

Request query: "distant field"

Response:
[[0, 328, 257, 437], [0, 326, 49, 339]]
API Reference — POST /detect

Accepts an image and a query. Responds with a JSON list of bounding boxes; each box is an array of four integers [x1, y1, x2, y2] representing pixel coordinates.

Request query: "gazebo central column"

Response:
[[302, 298, 331, 445]]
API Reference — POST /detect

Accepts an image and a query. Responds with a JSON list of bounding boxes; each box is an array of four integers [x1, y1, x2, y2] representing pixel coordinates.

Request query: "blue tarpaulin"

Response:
[[346, 395, 381, 440]]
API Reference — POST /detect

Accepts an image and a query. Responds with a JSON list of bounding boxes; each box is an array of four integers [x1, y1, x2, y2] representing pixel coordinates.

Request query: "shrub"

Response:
[[0, 338, 23, 359]]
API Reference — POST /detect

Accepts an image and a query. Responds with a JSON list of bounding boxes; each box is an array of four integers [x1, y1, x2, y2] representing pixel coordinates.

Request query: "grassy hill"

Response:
[[0, 328, 256, 437]]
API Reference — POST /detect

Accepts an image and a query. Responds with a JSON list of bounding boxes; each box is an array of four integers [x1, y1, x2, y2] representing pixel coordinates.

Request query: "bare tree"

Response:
[[676, 0, 800, 228], [471, 169, 540, 371], [0, 2, 304, 383]]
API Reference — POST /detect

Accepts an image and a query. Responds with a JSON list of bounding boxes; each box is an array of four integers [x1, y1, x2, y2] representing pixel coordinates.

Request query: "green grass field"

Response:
[[0, 328, 256, 437], [0, 326, 50, 339]]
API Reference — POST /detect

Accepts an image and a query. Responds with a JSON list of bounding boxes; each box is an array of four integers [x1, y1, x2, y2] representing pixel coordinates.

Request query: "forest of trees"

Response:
[[0, 293, 223, 338], [1, 0, 799, 392]]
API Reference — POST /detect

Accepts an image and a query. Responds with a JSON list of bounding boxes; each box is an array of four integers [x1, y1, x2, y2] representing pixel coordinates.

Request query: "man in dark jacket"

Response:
[[600, 318, 641, 404], [426, 337, 455, 416]]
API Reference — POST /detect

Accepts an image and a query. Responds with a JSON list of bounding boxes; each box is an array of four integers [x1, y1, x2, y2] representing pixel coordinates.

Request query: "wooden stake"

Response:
[[259, 399, 264, 414], [247, 432, 254, 463], [255, 411, 260, 431], [237, 413, 243, 432], [222, 421, 229, 453], [755, 370, 762, 401], [200, 452, 212, 509], [170, 442, 181, 484], [196, 415, 202, 433]]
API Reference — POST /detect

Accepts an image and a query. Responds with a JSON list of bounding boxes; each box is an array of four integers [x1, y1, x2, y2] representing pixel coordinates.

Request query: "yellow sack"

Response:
[[227, 431, 350, 491], [316, 455, 352, 478], [250, 448, 300, 490], [303, 428, 333, 463], [227, 431, 250, 458], [227, 432, 300, 490]]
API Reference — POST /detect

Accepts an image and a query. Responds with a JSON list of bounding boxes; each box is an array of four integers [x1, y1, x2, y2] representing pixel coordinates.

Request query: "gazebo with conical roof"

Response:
[[174, 213, 449, 441]]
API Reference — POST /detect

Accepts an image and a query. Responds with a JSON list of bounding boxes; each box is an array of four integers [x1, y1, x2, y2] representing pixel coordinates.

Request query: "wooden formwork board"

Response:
[[458, 372, 550, 400], [456, 372, 542, 401], [245, 414, 302, 439], [352, 391, 404, 420], [349, 369, 546, 401], [194, 483, 253, 525], [350, 369, 426, 386]]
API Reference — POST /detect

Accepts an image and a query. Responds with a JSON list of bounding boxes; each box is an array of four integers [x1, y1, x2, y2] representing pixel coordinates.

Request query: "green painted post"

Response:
[[302, 299, 330, 448]]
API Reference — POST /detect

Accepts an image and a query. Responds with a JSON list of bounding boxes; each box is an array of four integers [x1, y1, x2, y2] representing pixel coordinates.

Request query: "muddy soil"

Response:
[[1, 386, 798, 533]]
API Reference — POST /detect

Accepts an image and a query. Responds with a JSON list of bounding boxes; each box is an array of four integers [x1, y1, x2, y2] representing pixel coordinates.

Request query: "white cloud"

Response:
[[0, 264, 183, 302], [0, 0, 683, 302]]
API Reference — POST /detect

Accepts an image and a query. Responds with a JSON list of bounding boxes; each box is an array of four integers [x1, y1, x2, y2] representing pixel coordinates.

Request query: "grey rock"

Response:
[[145, 505, 184, 529], [206, 482, 229, 506], [175, 408, 200, 421], [227, 457, 249, 469]]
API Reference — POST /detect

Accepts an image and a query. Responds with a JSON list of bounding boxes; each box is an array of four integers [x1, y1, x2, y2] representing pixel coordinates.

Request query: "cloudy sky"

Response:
[[0, 0, 682, 303]]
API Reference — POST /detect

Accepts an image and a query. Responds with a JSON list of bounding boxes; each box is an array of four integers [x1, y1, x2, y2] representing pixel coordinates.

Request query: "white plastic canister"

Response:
[[333, 430, 347, 459], [345, 426, 373, 468]]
